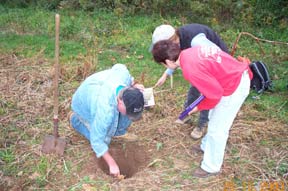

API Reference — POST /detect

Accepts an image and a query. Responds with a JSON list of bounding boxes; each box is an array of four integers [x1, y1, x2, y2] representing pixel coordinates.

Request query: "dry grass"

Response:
[[0, 54, 287, 191]]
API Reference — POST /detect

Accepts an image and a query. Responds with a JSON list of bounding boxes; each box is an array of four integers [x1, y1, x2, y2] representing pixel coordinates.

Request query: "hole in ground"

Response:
[[97, 141, 150, 178]]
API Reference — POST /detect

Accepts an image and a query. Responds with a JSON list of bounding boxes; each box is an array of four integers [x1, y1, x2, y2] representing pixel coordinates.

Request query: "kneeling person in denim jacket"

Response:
[[69, 64, 144, 176]]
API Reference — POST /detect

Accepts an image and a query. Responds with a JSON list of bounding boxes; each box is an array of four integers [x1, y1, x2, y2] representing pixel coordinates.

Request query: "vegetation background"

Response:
[[0, 0, 287, 190]]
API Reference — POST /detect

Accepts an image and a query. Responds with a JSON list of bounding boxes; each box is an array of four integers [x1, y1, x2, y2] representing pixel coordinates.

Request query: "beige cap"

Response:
[[149, 24, 175, 51]]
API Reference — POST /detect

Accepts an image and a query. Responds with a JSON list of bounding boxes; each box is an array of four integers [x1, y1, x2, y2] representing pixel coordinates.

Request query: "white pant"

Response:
[[200, 70, 250, 173]]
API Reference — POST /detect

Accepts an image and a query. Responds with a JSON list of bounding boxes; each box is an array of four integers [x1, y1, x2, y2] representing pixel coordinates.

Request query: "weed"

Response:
[[36, 156, 48, 175], [0, 99, 15, 115], [181, 171, 193, 180], [0, 148, 15, 163], [278, 162, 288, 176], [260, 140, 268, 146], [35, 176, 47, 187], [156, 142, 163, 151], [0, 148, 17, 176]]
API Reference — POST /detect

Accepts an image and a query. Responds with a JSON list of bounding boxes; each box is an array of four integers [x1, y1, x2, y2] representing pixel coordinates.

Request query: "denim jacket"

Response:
[[71, 64, 133, 157]]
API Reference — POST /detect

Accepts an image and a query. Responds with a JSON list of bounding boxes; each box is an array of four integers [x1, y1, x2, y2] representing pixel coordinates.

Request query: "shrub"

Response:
[[1, 0, 287, 28]]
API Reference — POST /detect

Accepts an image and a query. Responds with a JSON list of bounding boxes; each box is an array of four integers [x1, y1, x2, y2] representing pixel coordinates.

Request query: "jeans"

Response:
[[70, 112, 91, 141], [184, 86, 209, 128], [69, 112, 130, 142]]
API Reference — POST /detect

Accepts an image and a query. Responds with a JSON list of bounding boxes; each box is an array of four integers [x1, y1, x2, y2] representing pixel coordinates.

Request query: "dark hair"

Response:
[[152, 40, 180, 64]]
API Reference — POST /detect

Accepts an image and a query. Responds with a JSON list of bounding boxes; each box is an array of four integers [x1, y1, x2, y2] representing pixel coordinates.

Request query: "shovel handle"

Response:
[[53, 118, 59, 137], [178, 95, 205, 120], [53, 14, 60, 137]]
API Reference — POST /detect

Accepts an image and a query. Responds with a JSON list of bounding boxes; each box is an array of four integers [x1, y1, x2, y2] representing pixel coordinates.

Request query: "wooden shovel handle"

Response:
[[53, 14, 60, 138]]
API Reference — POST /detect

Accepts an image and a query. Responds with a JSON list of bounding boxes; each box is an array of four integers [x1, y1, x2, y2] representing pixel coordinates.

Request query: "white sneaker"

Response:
[[190, 127, 204, 140]]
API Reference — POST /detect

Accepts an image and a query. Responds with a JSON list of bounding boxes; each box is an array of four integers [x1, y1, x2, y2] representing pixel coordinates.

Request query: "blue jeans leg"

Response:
[[70, 113, 91, 141]]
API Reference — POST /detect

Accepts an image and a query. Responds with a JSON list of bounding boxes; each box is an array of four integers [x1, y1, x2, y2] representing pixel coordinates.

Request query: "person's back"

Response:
[[180, 46, 251, 108], [178, 24, 229, 52], [72, 64, 133, 124]]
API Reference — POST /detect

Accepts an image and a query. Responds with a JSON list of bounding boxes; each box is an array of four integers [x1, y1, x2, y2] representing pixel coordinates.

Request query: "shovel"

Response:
[[175, 95, 205, 124], [42, 14, 66, 156]]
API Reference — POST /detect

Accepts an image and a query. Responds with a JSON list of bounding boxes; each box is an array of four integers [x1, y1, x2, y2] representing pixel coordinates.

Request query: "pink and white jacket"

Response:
[[180, 46, 253, 110]]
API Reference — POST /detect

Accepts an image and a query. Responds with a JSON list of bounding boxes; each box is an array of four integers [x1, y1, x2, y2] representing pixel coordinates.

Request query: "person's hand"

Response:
[[237, 56, 251, 65], [109, 163, 120, 177], [188, 106, 199, 115], [102, 151, 120, 177], [154, 73, 168, 87]]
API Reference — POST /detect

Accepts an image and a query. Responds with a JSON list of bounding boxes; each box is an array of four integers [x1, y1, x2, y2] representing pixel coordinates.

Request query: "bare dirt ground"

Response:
[[0, 54, 287, 191]]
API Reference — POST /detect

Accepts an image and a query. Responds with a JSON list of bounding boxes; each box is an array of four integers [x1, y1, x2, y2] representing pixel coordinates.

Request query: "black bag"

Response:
[[249, 61, 273, 93]]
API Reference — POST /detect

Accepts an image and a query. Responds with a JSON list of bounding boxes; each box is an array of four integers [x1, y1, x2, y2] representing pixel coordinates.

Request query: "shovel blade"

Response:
[[42, 135, 66, 156]]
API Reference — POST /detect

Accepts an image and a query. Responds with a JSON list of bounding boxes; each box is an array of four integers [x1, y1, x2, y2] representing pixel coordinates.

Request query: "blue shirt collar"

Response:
[[116, 85, 125, 95]]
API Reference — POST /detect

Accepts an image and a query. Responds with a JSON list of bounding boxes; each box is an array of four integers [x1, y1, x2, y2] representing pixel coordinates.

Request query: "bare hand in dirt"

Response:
[[109, 164, 120, 177], [103, 152, 120, 177]]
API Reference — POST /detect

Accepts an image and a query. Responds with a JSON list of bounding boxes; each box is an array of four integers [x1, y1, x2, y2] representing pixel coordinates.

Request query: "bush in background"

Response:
[[1, 0, 287, 28]]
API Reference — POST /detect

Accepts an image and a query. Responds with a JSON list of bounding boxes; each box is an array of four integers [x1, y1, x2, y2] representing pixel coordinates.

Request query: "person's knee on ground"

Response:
[[69, 112, 91, 140]]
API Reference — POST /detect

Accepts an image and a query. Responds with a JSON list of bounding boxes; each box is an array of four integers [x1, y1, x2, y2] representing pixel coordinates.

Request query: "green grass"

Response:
[[0, 6, 287, 190], [0, 148, 15, 164], [0, 33, 86, 60], [0, 147, 17, 176]]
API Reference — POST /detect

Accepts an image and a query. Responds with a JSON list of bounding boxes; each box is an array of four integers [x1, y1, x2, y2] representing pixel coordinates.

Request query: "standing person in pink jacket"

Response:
[[149, 24, 230, 140], [151, 38, 252, 178]]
